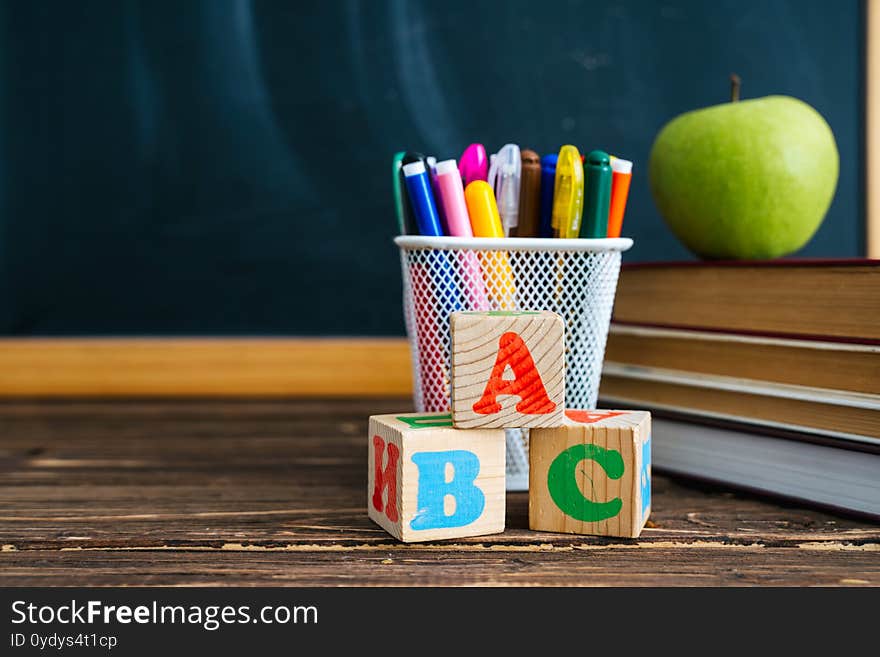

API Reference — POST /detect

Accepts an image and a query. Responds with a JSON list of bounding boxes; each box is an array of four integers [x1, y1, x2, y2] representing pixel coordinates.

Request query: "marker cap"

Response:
[[587, 150, 611, 167], [610, 157, 633, 174], [403, 161, 427, 176], [488, 143, 522, 235], [464, 180, 504, 238], [459, 143, 489, 184], [435, 159, 458, 176], [552, 145, 585, 238], [521, 149, 540, 167]]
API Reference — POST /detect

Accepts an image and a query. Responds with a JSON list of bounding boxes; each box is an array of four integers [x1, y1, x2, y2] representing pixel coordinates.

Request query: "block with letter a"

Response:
[[529, 409, 651, 538], [367, 413, 506, 542], [450, 310, 565, 429]]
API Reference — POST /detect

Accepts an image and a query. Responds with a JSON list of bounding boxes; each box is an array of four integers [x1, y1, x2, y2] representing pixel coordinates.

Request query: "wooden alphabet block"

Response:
[[450, 310, 565, 429], [367, 412, 506, 542], [529, 409, 651, 538]]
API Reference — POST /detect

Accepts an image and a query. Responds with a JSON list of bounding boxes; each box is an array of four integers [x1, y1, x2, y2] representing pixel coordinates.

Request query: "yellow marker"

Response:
[[551, 145, 584, 238], [465, 181, 516, 309], [465, 180, 505, 237]]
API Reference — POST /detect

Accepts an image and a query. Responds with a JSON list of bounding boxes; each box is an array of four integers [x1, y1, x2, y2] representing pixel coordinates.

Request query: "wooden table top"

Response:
[[1, 399, 877, 587]]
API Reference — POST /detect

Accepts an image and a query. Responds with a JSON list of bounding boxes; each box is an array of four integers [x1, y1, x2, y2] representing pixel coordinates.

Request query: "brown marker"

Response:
[[514, 149, 541, 237]]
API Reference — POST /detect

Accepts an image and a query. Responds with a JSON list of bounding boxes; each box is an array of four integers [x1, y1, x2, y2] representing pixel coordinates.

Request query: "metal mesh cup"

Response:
[[395, 235, 634, 490]]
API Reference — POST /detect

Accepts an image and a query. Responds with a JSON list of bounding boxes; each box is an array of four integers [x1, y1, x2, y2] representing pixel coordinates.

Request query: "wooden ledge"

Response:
[[0, 338, 413, 397]]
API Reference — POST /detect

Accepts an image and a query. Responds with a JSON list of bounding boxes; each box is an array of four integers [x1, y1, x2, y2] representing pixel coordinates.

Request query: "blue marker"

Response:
[[403, 160, 461, 312], [539, 153, 558, 238], [403, 161, 444, 236]]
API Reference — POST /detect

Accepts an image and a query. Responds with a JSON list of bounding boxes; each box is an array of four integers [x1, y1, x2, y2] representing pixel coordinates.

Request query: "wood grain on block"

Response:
[[529, 409, 651, 538], [367, 412, 506, 543], [450, 311, 565, 429]]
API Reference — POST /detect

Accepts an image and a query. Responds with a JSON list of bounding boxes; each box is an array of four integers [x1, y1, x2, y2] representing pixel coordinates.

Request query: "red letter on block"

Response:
[[372, 435, 399, 521], [565, 410, 627, 424], [473, 332, 556, 415]]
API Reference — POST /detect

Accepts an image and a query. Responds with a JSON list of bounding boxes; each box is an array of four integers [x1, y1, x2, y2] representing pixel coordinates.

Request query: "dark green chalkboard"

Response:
[[0, 0, 863, 335]]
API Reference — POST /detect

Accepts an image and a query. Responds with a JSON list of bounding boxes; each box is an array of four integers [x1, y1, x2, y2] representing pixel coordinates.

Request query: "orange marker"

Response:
[[607, 157, 632, 238]]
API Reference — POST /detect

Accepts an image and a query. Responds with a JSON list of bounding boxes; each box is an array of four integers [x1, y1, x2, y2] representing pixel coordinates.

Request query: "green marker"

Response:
[[581, 150, 613, 238]]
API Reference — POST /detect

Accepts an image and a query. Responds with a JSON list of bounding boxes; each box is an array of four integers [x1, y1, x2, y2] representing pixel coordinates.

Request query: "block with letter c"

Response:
[[529, 409, 651, 538]]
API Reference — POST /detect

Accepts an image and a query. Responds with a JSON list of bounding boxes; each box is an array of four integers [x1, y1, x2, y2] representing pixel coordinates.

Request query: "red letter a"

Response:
[[372, 435, 399, 521], [472, 331, 556, 415]]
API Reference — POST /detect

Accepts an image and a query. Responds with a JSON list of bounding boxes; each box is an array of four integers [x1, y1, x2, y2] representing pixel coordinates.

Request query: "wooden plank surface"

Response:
[[0, 399, 878, 586], [0, 339, 412, 397]]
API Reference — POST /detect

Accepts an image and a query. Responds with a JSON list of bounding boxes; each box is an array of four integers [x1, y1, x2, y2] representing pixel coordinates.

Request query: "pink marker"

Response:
[[435, 158, 490, 311], [434, 159, 473, 237], [458, 143, 488, 185]]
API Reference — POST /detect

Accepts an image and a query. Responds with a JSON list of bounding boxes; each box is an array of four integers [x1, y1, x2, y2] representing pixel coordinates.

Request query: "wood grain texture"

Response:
[[368, 413, 505, 542], [450, 311, 564, 428], [530, 411, 651, 538], [605, 325, 880, 395], [0, 399, 878, 587], [600, 375, 880, 439], [0, 338, 412, 397], [613, 264, 880, 342]]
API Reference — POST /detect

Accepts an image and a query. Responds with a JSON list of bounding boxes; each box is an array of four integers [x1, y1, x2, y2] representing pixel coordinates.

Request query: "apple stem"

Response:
[[730, 73, 741, 102]]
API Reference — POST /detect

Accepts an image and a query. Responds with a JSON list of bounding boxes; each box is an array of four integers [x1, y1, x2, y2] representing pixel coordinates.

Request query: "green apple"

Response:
[[649, 91, 839, 259]]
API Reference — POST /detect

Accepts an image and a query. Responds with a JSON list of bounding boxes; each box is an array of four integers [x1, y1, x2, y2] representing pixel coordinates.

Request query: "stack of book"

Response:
[[599, 259, 880, 517]]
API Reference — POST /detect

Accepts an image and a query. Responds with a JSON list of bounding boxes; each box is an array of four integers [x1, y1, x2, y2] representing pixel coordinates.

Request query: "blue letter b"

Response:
[[409, 450, 485, 531]]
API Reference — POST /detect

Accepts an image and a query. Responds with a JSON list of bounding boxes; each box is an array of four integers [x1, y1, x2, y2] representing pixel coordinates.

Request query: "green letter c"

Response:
[[547, 444, 625, 522]]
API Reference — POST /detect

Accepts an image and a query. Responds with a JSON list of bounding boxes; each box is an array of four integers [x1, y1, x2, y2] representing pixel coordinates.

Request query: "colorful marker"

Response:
[[488, 143, 522, 236], [403, 160, 444, 236], [607, 157, 633, 238], [425, 155, 448, 233], [552, 145, 584, 238], [393, 151, 418, 235], [434, 159, 471, 237], [426, 155, 439, 191], [459, 143, 489, 186], [465, 181, 504, 237], [516, 149, 541, 237], [401, 152, 431, 231], [405, 160, 462, 315], [465, 181, 516, 309], [539, 154, 557, 238], [435, 159, 489, 310], [582, 150, 613, 238]]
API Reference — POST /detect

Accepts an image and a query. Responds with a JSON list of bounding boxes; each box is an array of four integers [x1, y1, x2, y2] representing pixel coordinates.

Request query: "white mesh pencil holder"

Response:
[[395, 235, 633, 491]]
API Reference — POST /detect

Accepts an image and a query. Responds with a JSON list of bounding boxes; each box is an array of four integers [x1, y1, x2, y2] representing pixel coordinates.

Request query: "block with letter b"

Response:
[[529, 409, 651, 538], [450, 310, 565, 429], [368, 412, 506, 542]]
